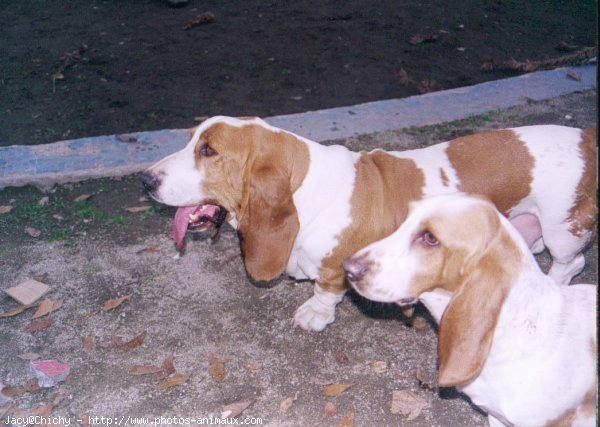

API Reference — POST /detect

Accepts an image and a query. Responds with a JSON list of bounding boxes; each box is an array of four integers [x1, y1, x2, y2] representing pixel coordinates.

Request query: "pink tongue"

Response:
[[172, 205, 220, 251], [172, 207, 197, 250]]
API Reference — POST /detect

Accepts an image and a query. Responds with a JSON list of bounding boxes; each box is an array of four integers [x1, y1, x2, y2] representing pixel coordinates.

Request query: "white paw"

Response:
[[293, 296, 336, 332]]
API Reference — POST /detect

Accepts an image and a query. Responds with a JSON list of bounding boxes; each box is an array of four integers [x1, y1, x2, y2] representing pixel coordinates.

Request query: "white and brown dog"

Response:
[[142, 116, 596, 331], [343, 194, 597, 427]]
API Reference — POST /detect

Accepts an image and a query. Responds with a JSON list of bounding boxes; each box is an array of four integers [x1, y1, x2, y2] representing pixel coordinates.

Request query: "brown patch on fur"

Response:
[[439, 168, 449, 186], [318, 151, 425, 293], [396, 199, 522, 386], [197, 122, 310, 281], [548, 408, 576, 427], [566, 128, 597, 237], [446, 130, 534, 214], [548, 379, 597, 426], [437, 223, 520, 386], [580, 380, 598, 418]]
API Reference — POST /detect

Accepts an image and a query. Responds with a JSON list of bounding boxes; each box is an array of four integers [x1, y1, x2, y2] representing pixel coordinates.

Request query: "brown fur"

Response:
[[197, 122, 309, 281], [547, 380, 597, 427], [446, 130, 534, 215], [567, 128, 597, 237], [437, 224, 520, 386], [396, 201, 522, 386], [439, 168, 450, 187], [318, 151, 425, 294]]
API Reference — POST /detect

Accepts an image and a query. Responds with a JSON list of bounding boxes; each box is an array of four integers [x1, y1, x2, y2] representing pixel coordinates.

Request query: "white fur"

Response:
[[348, 194, 597, 426]]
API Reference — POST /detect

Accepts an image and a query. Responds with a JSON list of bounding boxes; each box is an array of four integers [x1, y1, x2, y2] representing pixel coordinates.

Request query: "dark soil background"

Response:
[[0, 0, 596, 147]]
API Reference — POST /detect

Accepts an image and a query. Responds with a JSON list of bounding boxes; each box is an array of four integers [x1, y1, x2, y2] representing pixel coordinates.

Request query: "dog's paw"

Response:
[[293, 296, 336, 332]]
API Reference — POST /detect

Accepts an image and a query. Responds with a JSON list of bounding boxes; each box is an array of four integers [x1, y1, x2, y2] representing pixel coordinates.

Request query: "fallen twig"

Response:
[[481, 46, 597, 73]]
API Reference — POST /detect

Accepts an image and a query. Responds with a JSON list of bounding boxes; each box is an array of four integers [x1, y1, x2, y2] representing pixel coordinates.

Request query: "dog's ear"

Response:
[[437, 208, 520, 387], [238, 161, 299, 282]]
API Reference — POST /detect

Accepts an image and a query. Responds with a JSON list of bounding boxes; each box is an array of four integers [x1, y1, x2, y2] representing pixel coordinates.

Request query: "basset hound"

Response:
[[343, 194, 597, 427], [141, 116, 597, 332]]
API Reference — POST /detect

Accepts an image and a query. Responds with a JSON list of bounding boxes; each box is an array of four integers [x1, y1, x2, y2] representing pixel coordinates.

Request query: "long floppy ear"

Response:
[[238, 162, 299, 282], [437, 210, 520, 387]]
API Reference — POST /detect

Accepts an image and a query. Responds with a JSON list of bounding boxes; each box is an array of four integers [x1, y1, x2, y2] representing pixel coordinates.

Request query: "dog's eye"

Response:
[[420, 231, 439, 247], [200, 143, 217, 157]]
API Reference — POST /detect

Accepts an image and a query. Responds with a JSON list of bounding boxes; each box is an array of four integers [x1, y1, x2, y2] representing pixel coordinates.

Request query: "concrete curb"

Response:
[[0, 64, 596, 189]]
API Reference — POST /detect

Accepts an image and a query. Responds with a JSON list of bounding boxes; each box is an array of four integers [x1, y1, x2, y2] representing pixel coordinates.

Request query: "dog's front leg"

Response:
[[293, 282, 345, 331]]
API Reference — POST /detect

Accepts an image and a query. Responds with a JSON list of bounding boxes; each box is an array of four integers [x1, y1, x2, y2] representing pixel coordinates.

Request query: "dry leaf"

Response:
[[24, 318, 53, 333], [417, 79, 441, 94], [396, 67, 411, 85], [80, 415, 90, 427], [409, 33, 438, 45], [1, 379, 40, 398], [32, 298, 63, 319], [0, 304, 35, 318], [25, 227, 41, 237], [32, 403, 53, 417], [279, 392, 298, 415], [0, 205, 14, 214], [119, 330, 146, 352], [222, 399, 253, 418], [130, 365, 163, 376], [82, 335, 96, 354], [111, 332, 124, 347], [136, 245, 160, 255], [335, 351, 349, 365], [209, 355, 226, 382], [0, 402, 13, 417], [156, 372, 190, 390], [23, 379, 41, 393], [50, 387, 67, 406], [125, 205, 151, 213], [310, 376, 333, 386], [1, 385, 26, 398], [4, 279, 49, 305], [411, 316, 428, 330], [245, 362, 262, 372], [102, 295, 131, 311], [18, 352, 41, 361], [566, 69, 581, 81], [480, 59, 497, 71], [74, 194, 92, 202], [323, 401, 337, 417], [555, 41, 578, 52], [416, 368, 437, 391], [401, 305, 415, 318], [390, 390, 430, 420], [32, 273, 50, 284], [184, 11, 215, 30], [160, 354, 176, 378], [116, 134, 138, 143], [338, 411, 354, 427], [370, 360, 388, 373], [323, 383, 353, 397]]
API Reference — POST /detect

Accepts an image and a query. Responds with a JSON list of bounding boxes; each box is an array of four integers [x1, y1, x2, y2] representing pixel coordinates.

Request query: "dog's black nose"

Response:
[[141, 172, 160, 193], [343, 256, 369, 283]]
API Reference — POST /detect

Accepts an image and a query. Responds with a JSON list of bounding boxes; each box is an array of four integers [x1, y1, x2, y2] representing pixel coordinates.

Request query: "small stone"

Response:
[[30, 360, 71, 388]]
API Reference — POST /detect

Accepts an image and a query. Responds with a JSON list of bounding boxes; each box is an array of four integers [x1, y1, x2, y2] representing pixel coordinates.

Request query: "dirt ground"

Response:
[[0, 0, 596, 147], [0, 91, 597, 426]]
